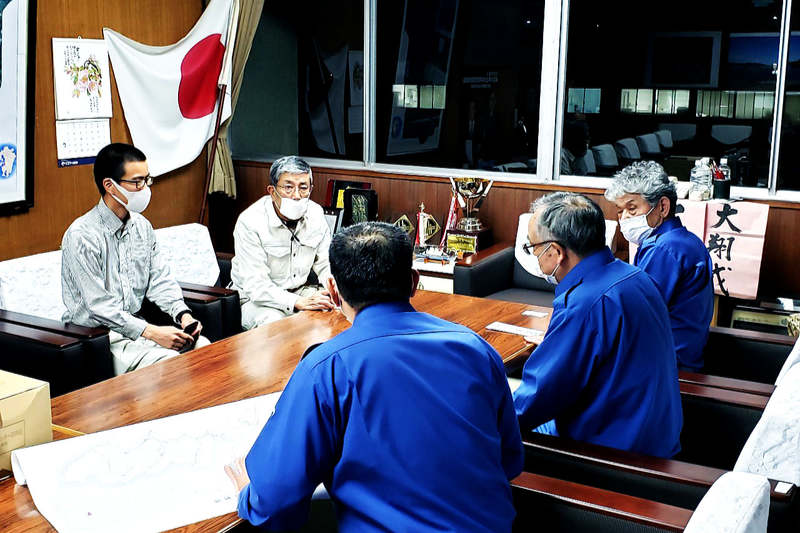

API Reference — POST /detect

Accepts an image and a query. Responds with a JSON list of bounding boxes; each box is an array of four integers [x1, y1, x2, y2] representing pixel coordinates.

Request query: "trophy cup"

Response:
[[444, 177, 494, 254]]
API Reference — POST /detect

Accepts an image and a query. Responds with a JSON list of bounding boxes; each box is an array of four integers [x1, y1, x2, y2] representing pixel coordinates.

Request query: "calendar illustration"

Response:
[[52, 38, 113, 120], [56, 119, 111, 167]]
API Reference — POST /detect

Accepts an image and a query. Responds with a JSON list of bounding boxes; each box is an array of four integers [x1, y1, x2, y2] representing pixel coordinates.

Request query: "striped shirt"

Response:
[[61, 198, 189, 340]]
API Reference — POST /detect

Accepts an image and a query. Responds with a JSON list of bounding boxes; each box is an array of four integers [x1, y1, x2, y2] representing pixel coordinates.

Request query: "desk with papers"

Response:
[[0, 291, 551, 532]]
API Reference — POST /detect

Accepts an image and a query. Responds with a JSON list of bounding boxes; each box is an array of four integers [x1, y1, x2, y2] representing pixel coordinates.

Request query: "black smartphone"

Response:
[[183, 321, 200, 338]]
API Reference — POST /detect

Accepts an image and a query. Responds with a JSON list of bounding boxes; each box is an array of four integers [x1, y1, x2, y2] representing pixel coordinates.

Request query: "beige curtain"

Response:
[[205, 0, 266, 198]]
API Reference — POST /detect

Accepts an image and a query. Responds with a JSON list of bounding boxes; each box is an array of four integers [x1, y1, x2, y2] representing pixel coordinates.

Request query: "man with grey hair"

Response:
[[605, 161, 713, 371], [514, 191, 682, 458], [230, 155, 334, 329]]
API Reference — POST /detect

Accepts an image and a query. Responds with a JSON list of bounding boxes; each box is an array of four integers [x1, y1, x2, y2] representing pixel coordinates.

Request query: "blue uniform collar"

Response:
[[555, 247, 615, 298], [648, 216, 683, 240], [353, 300, 416, 327]]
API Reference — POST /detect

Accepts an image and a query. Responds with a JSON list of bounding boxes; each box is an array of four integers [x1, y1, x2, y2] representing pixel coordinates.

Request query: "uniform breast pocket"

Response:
[[296, 232, 324, 266], [264, 245, 292, 281]]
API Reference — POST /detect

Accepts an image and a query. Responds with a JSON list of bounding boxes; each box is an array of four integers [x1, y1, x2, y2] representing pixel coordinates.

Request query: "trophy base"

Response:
[[456, 218, 484, 232], [445, 227, 493, 255]]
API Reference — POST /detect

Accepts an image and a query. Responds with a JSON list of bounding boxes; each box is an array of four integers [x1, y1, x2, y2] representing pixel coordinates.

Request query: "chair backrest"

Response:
[[614, 138, 641, 161], [711, 124, 753, 146], [0, 251, 66, 320], [636, 133, 661, 155], [658, 123, 697, 143], [591, 144, 619, 168], [655, 129, 674, 149], [604, 220, 618, 251], [704, 327, 795, 384], [679, 383, 767, 470], [684, 472, 770, 533], [580, 149, 596, 174], [735, 363, 800, 485], [154, 223, 220, 286], [774, 336, 800, 387], [513, 213, 555, 292]]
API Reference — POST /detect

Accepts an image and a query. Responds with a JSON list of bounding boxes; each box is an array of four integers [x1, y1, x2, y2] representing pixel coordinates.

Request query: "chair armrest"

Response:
[[679, 382, 768, 411], [522, 433, 792, 503], [511, 471, 694, 531], [0, 321, 82, 348], [455, 242, 513, 267], [0, 309, 108, 338], [179, 284, 242, 339], [678, 371, 775, 397], [0, 319, 113, 396], [453, 246, 515, 297], [180, 291, 225, 342], [178, 282, 237, 297], [709, 326, 795, 346]]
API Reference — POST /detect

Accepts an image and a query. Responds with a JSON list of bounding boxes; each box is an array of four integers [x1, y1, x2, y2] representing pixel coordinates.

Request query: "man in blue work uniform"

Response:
[[514, 192, 682, 458], [226, 222, 524, 532], [605, 161, 714, 371]]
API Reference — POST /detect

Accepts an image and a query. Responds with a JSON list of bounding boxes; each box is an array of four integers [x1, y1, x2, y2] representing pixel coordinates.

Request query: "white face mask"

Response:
[[275, 195, 309, 220], [112, 181, 151, 213], [619, 206, 656, 245], [521, 242, 560, 285]]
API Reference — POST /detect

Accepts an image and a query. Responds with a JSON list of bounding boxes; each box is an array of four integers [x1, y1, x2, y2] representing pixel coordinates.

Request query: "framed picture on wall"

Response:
[[0, 0, 35, 216]]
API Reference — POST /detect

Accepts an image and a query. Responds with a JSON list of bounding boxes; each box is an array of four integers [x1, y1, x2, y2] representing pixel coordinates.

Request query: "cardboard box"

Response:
[[0, 371, 51, 470]]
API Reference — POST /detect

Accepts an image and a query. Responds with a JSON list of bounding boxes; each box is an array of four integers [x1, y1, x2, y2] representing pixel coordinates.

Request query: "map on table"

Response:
[[11, 392, 282, 533]]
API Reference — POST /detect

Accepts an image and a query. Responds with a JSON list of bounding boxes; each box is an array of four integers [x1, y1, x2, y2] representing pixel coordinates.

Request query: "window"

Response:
[[655, 90, 690, 115], [375, 0, 546, 174], [229, 0, 364, 161], [568, 88, 601, 114], [560, 0, 783, 185], [777, 20, 800, 190], [229, 0, 800, 199]]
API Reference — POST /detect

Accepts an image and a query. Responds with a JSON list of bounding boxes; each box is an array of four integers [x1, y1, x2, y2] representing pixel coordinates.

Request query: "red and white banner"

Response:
[[103, 0, 239, 176]]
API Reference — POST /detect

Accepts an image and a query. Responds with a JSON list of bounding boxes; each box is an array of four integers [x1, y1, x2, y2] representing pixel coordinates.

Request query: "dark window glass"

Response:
[[230, 1, 364, 161], [376, 0, 545, 174], [777, 9, 800, 190], [561, 0, 783, 188]]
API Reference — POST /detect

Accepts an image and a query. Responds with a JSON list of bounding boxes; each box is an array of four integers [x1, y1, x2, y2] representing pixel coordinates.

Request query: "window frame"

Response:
[[252, 0, 800, 202]]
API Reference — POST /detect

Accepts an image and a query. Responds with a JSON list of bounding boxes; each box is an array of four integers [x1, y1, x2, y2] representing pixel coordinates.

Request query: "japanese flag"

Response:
[[104, 0, 239, 176]]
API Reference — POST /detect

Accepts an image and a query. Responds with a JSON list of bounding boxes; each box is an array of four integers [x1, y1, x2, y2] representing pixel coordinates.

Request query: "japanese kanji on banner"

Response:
[[629, 200, 769, 299], [703, 201, 769, 299]]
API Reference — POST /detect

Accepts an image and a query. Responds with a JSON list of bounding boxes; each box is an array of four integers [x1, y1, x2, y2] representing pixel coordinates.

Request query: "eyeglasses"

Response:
[[119, 175, 153, 190], [276, 184, 312, 197], [522, 240, 559, 255]]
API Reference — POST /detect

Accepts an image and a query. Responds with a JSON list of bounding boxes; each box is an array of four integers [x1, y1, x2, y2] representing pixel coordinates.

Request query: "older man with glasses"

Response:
[[514, 192, 682, 458], [61, 143, 208, 375], [605, 161, 713, 372], [230, 155, 335, 329]]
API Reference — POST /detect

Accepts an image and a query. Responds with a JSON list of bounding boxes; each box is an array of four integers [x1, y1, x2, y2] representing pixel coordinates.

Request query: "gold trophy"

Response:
[[444, 177, 494, 254]]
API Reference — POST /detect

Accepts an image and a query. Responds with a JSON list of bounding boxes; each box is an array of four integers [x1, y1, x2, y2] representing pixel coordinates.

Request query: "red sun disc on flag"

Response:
[[178, 34, 225, 119]]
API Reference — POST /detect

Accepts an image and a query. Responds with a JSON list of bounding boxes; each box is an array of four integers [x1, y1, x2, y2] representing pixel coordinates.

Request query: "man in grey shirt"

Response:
[[61, 143, 208, 375]]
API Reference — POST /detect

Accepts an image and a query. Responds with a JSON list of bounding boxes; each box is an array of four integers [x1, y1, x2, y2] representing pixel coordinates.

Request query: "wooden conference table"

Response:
[[0, 291, 551, 532]]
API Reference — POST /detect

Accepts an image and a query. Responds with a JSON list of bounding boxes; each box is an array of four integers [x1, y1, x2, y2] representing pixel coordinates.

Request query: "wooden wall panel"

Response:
[[0, 0, 207, 261], [228, 161, 800, 298]]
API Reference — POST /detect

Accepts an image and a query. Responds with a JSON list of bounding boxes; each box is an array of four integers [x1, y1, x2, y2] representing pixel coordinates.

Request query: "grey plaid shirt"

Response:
[[61, 199, 190, 340]]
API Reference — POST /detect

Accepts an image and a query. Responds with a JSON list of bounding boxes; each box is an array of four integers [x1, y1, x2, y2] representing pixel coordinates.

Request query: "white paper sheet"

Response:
[[12, 392, 282, 533]]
